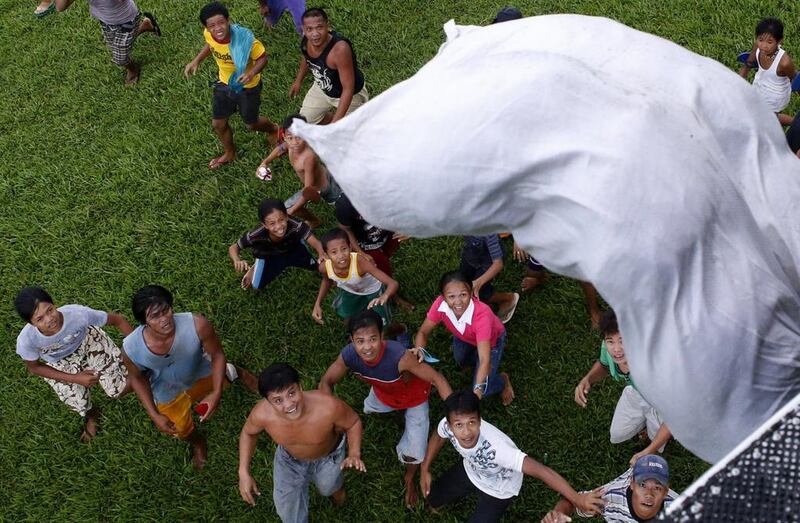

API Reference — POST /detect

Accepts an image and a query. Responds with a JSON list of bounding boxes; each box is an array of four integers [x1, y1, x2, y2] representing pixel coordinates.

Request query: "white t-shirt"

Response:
[[437, 417, 526, 499], [16, 304, 108, 364]]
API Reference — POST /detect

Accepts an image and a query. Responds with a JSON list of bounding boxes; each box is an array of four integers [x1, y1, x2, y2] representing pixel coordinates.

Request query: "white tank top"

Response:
[[325, 252, 383, 295], [753, 47, 791, 112]]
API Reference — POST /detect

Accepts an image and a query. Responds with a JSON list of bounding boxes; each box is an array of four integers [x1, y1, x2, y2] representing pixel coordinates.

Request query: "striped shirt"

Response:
[[576, 468, 677, 522]]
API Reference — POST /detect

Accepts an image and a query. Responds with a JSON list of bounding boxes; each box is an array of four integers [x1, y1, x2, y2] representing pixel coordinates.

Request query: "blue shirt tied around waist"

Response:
[[228, 24, 255, 93]]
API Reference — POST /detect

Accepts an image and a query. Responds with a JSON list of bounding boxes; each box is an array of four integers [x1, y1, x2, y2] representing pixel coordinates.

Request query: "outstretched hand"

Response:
[[541, 510, 572, 523], [574, 378, 592, 407], [184, 61, 198, 79], [239, 472, 261, 506], [575, 487, 606, 516], [341, 455, 366, 473]]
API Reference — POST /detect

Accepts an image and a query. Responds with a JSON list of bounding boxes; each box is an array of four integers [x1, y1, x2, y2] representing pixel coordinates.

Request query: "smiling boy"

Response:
[[574, 310, 672, 464], [319, 310, 452, 507], [420, 390, 605, 522], [541, 455, 677, 523], [184, 2, 279, 169], [238, 363, 366, 523]]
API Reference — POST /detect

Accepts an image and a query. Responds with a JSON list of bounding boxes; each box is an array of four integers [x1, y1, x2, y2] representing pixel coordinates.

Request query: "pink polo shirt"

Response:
[[426, 295, 505, 348]]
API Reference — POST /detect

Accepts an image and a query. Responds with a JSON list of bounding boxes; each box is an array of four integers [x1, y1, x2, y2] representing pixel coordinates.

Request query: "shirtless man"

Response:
[[290, 7, 368, 125], [257, 114, 343, 228], [238, 363, 365, 523]]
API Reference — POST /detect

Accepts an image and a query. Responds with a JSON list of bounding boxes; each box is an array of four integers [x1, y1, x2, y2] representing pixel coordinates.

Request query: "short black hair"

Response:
[[348, 310, 383, 335], [258, 198, 288, 223], [132, 285, 174, 324], [200, 2, 229, 25], [302, 7, 328, 22], [438, 270, 472, 294], [756, 17, 784, 40], [599, 309, 618, 337], [321, 228, 350, 251], [14, 287, 54, 322], [282, 113, 307, 132], [258, 363, 300, 398], [444, 389, 481, 421]]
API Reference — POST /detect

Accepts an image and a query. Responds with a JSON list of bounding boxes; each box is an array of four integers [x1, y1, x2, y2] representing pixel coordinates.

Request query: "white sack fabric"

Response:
[[292, 15, 800, 463]]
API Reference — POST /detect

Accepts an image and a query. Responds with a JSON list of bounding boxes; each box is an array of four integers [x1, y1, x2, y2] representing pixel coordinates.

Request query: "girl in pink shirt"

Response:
[[414, 271, 514, 406]]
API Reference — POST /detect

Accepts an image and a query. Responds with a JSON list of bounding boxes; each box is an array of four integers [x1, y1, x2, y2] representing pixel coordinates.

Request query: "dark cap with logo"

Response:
[[492, 6, 523, 24], [633, 455, 670, 486]]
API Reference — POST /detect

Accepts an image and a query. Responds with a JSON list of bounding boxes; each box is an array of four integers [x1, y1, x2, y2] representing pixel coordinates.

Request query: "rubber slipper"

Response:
[[256, 166, 272, 181], [208, 156, 233, 169], [142, 11, 161, 36], [499, 292, 520, 324], [34, 2, 55, 17]]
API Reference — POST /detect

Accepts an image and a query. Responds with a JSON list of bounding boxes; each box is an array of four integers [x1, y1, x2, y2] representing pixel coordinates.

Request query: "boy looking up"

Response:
[[184, 2, 279, 169], [319, 310, 452, 507], [238, 363, 366, 522], [421, 390, 605, 522]]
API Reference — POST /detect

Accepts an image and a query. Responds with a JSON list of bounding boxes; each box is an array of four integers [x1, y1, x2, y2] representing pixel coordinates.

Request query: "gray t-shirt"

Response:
[[88, 0, 139, 25], [16, 304, 108, 364]]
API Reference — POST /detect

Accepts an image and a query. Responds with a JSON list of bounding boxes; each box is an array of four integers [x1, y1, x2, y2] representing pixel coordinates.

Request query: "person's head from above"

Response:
[[259, 363, 304, 419], [200, 2, 230, 42], [439, 271, 473, 319], [630, 454, 670, 519], [302, 7, 330, 47], [15, 286, 61, 335], [258, 198, 290, 240], [321, 228, 352, 268], [600, 309, 625, 366], [349, 310, 384, 362], [755, 17, 784, 55], [444, 390, 482, 448], [132, 285, 175, 335], [282, 114, 308, 152], [491, 6, 522, 24]]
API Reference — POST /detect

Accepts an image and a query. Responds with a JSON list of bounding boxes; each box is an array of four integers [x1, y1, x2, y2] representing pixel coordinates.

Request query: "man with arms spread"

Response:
[[290, 7, 368, 124], [541, 455, 677, 523], [239, 363, 366, 523]]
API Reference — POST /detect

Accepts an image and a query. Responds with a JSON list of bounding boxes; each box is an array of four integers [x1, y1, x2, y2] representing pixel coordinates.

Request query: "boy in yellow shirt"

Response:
[[184, 2, 279, 169]]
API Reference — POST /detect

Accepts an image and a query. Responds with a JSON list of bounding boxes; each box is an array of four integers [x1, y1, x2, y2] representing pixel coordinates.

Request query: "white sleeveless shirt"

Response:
[[325, 252, 383, 295], [753, 47, 791, 112]]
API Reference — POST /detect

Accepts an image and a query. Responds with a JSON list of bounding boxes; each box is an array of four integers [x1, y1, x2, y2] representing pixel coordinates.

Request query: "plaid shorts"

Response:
[[99, 11, 142, 66], [43, 326, 128, 417]]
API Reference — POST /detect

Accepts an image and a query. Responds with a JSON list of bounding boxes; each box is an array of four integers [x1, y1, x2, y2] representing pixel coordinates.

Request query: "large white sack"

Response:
[[292, 15, 800, 463]]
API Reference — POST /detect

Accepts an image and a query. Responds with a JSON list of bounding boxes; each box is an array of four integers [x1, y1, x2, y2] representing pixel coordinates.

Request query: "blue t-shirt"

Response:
[[461, 235, 504, 271], [123, 313, 212, 404], [16, 304, 108, 364]]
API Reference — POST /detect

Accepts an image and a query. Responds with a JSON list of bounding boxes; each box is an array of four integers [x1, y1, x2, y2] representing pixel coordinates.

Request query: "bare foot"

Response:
[[235, 365, 259, 393], [190, 433, 208, 470], [124, 63, 140, 85], [79, 408, 101, 443], [521, 275, 545, 293], [500, 372, 515, 406], [331, 487, 346, 507], [404, 479, 418, 508], [34, 0, 53, 15], [208, 153, 235, 169], [394, 295, 415, 311], [137, 17, 153, 34]]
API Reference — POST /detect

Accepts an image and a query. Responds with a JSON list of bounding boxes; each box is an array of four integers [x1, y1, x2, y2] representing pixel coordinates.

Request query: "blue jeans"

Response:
[[452, 331, 506, 397]]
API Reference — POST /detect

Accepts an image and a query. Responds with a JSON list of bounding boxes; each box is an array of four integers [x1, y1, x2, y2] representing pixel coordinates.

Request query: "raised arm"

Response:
[[328, 41, 357, 123], [629, 423, 673, 466], [238, 409, 266, 505], [398, 351, 452, 400], [184, 44, 212, 78], [312, 266, 333, 324], [358, 254, 399, 307], [305, 233, 327, 261], [414, 318, 438, 354], [319, 354, 349, 395], [333, 399, 366, 472], [194, 314, 228, 420], [574, 361, 610, 407], [419, 431, 447, 497], [523, 457, 605, 517]]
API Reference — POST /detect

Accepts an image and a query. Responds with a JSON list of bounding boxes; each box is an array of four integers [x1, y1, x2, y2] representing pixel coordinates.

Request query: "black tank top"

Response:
[[301, 31, 365, 98]]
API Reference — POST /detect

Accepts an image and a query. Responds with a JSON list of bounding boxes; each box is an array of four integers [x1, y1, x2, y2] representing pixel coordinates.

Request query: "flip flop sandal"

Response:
[[256, 166, 272, 181], [142, 11, 161, 36], [34, 2, 55, 17]]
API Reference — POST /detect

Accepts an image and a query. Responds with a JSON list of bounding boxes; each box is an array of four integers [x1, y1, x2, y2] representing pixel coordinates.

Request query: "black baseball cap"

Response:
[[492, 6, 523, 24]]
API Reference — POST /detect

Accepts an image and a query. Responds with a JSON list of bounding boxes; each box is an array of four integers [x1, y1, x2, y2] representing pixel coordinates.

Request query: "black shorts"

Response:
[[212, 81, 262, 124], [427, 461, 513, 522], [527, 254, 546, 272]]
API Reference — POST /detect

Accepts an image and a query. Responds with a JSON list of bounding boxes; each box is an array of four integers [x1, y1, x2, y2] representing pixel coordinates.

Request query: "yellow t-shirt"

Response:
[[203, 28, 265, 89]]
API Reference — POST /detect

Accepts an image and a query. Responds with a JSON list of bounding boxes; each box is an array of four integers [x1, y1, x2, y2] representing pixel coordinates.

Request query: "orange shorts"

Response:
[[156, 375, 229, 439]]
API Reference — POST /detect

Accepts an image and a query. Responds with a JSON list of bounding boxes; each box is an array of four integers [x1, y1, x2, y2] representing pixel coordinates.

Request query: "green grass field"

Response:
[[1, 0, 794, 520]]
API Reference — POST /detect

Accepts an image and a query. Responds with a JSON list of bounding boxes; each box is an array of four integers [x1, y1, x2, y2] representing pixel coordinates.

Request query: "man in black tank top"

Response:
[[289, 7, 369, 124]]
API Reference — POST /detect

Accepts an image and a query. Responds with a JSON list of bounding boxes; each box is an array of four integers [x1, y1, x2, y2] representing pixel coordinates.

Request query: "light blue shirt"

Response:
[[16, 304, 108, 363], [123, 312, 212, 404]]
